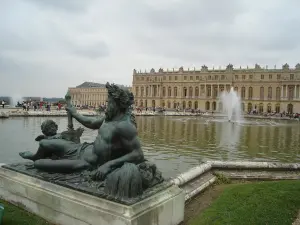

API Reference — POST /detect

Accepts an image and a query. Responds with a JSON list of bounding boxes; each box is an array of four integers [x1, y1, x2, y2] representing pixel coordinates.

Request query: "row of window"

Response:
[[71, 94, 107, 100], [135, 73, 295, 82], [136, 100, 294, 114], [135, 86, 298, 100]]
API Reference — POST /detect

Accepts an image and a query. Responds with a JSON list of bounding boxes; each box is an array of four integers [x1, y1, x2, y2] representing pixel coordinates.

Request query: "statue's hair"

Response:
[[106, 82, 134, 111], [106, 83, 137, 127], [41, 120, 58, 136]]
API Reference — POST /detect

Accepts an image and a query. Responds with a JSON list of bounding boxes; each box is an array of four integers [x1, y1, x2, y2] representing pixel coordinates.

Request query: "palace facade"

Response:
[[68, 82, 131, 106], [132, 63, 300, 113]]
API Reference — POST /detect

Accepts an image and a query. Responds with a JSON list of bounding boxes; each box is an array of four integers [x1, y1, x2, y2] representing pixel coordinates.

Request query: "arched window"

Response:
[[213, 87, 218, 98], [248, 87, 253, 99], [220, 85, 224, 92], [212, 101, 216, 111], [174, 87, 178, 97], [195, 87, 199, 97], [287, 104, 293, 114], [162, 87, 166, 97], [167, 101, 171, 108], [288, 86, 294, 100], [153, 86, 157, 97], [188, 101, 192, 108], [189, 87, 193, 97], [275, 104, 280, 113], [247, 103, 252, 112], [267, 103, 272, 113], [207, 86, 211, 97], [259, 103, 264, 113], [146, 87, 149, 96], [173, 102, 177, 108], [241, 87, 246, 99], [168, 87, 172, 97], [141, 87, 144, 97], [205, 101, 210, 110], [152, 100, 156, 108], [276, 87, 281, 100], [183, 101, 186, 109], [183, 87, 187, 97], [260, 87, 264, 100], [194, 101, 198, 109], [268, 87, 272, 99]]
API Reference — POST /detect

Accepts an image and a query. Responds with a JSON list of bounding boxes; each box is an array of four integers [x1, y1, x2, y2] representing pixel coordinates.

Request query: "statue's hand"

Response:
[[65, 106, 77, 116], [35, 135, 45, 141], [90, 164, 111, 181]]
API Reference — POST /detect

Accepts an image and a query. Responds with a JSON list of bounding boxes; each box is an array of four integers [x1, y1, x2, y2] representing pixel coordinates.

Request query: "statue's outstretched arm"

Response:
[[73, 113, 105, 130], [66, 106, 105, 129]]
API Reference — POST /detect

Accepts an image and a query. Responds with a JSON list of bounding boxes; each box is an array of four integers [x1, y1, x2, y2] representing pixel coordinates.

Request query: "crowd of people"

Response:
[[17, 101, 63, 112], [247, 109, 299, 119], [134, 106, 299, 119]]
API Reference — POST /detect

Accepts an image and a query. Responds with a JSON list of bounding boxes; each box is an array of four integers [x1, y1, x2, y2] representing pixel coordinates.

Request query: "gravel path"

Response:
[[293, 211, 300, 225]]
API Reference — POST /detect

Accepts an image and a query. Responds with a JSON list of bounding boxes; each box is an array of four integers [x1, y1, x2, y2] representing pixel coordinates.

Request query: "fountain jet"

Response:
[[220, 87, 242, 122]]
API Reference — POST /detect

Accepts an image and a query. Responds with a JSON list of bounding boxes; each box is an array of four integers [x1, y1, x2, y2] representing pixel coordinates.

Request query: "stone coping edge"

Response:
[[172, 161, 300, 186], [172, 161, 300, 202]]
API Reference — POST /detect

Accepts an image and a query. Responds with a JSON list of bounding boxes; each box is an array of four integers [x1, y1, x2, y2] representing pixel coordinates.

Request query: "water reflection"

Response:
[[218, 122, 241, 150], [0, 116, 299, 178]]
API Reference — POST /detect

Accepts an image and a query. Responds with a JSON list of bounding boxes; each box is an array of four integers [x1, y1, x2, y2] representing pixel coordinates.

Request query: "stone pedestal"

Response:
[[0, 165, 184, 225]]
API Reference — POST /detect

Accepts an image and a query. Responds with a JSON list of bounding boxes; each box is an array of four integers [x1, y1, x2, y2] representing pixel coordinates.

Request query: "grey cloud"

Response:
[[24, 0, 95, 12], [125, 0, 300, 63], [1, 0, 300, 96], [72, 41, 110, 59], [0, 1, 110, 60], [143, 0, 245, 28]]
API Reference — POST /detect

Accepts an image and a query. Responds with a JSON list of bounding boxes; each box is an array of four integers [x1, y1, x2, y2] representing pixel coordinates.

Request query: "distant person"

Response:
[[1, 100, 4, 108]]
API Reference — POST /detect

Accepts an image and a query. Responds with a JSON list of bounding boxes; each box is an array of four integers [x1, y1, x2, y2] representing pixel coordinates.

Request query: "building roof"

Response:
[[133, 63, 300, 75], [76, 82, 131, 90], [76, 82, 106, 88]]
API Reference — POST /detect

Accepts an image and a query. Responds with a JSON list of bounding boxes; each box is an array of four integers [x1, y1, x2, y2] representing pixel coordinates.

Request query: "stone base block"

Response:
[[0, 166, 184, 225]]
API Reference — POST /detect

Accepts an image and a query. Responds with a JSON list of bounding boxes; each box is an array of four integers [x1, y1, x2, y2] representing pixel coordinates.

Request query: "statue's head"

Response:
[[105, 82, 134, 120], [41, 120, 58, 136]]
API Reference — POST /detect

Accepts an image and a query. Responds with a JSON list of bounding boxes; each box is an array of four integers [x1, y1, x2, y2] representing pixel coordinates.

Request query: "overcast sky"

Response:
[[1, 0, 300, 97]]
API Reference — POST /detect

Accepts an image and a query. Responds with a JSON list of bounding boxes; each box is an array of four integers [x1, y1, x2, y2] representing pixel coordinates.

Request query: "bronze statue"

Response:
[[19, 82, 144, 181], [14, 82, 165, 202]]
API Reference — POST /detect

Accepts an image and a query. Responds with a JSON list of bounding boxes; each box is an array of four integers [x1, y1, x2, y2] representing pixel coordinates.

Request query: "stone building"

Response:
[[68, 82, 131, 107], [132, 63, 300, 113]]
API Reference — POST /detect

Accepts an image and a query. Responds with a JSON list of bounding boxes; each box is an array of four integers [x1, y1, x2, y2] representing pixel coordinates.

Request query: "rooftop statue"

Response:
[[15, 82, 165, 203]]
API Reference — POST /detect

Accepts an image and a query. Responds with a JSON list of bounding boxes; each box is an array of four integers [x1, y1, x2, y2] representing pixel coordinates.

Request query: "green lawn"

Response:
[[189, 180, 300, 225], [0, 199, 51, 225]]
